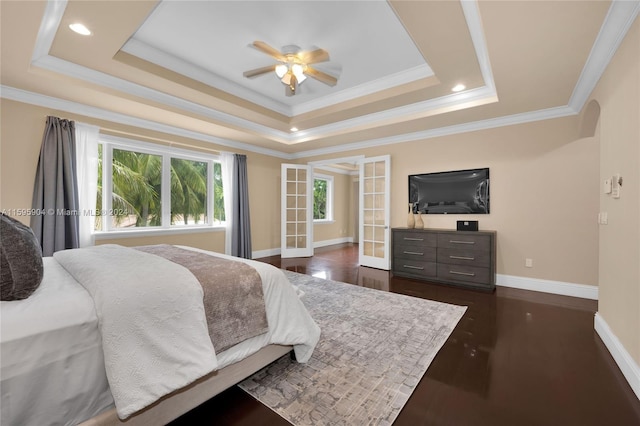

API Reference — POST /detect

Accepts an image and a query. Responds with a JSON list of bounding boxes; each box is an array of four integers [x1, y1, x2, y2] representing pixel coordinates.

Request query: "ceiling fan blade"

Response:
[[305, 66, 338, 86], [243, 65, 276, 78], [299, 48, 329, 64], [251, 41, 285, 61]]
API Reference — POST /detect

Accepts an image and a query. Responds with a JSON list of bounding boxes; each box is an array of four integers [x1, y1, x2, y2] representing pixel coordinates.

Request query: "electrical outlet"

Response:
[[525, 258, 533, 268]]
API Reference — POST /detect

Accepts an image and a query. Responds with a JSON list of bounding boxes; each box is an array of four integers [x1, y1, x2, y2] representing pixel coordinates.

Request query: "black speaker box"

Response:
[[457, 220, 478, 231]]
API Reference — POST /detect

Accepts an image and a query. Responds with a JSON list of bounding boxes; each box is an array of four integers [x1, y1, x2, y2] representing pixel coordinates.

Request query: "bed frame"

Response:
[[80, 344, 292, 426]]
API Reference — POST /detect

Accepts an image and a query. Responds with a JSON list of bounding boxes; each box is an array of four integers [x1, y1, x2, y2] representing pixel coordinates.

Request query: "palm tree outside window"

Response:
[[96, 139, 225, 232]]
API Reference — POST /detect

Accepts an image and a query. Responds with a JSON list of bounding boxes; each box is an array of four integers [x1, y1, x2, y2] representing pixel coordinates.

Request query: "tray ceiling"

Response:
[[1, 0, 636, 158]]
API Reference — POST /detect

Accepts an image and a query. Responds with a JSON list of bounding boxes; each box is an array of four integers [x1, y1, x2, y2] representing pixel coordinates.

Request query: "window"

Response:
[[313, 174, 333, 222], [170, 158, 207, 226], [96, 136, 224, 233]]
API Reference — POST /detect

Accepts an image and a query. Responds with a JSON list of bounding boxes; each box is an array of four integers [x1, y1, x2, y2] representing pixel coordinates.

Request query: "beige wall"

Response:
[[2, 99, 600, 286], [312, 170, 353, 244], [589, 17, 640, 365], [303, 116, 600, 287], [0, 99, 283, 254]]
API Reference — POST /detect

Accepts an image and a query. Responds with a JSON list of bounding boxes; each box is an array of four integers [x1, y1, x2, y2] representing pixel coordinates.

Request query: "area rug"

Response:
[[239, 271, 467, 426]]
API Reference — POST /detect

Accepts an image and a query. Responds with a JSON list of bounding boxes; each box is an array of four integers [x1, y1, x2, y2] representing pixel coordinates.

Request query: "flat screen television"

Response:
[[409, 168, 490, 214]]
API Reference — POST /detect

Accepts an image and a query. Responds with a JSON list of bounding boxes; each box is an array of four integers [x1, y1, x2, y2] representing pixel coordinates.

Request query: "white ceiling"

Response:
[[121, 1, 432, 115]]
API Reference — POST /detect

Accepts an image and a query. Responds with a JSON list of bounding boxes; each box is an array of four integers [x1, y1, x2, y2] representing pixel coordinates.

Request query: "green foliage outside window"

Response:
[[96, 145, 224, 230], [313, 178, 327, 220], [212, 162, 225, 223]]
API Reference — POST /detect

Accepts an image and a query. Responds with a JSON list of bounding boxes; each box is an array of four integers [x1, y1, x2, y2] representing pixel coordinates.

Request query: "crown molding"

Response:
[[31, 54, 293, 144], [461, 0, 496, 93], [0, 85, 292, 159], [9, 0, 637, 160], [288, 65, 434, 116], [569, 0, 640, 112], [290, 105, 576, 159], [120, 38, 292, 117], [123, 38, 434, 118], [31, 0, 64, 63], [292, 85, 498, 143], [30, 0, 494, 144], [2, 84, 577, 162], [312, 165, 358, 176]]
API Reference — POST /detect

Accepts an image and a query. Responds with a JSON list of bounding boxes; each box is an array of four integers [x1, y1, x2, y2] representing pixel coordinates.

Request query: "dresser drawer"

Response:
[[437, 247, 491, 267], [437, 233, 490, 251], [437, 263, 490, 285], [394, 231, 437, 248], [394, 245, 436, 262], [392, 228, 496, 292], [394, 259, 437, 278]]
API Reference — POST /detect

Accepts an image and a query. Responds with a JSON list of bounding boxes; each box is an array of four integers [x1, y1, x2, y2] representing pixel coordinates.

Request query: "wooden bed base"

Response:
[[80, 344, 292, 426]]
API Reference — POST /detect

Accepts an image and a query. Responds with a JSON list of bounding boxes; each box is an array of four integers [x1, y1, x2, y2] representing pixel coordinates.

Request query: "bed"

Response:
[[1, 244, 320, 426]]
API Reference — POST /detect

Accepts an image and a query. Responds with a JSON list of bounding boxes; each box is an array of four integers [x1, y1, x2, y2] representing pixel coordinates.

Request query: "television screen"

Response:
[[409, 168, 490, 214]]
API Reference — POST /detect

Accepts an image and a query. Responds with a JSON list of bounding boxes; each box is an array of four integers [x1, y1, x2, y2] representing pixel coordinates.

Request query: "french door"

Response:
[[280, 164, 313, 258], [359, 155, 391, 270]]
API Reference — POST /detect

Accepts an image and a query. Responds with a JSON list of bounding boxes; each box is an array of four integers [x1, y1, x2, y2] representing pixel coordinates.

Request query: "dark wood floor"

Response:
[[172, 243, 640, 425]]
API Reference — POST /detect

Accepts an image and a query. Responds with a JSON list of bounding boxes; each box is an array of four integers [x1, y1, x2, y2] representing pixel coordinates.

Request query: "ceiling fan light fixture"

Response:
[[281, 73, 292, 85], [244, 41, 339, 96], [275, 64, 288, 78], [291, 63, 306, 83]]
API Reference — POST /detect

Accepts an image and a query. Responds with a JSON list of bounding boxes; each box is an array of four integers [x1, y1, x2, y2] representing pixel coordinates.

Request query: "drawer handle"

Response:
[[450, 240, 475, 245], [404, 237, 424, 241], [404, 251, 424, 256], [449, 270, 476, 277], [449, 255, 475, 261], [403, 265, 424, 270]]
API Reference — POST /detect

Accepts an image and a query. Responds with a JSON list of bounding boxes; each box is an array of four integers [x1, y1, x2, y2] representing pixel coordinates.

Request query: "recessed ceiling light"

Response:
[[290, 127, 299, 132], [451, 84, 466, 92], [69, 23, 91, 36]]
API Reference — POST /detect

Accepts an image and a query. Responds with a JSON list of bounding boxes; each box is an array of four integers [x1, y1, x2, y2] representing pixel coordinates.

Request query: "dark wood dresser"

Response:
[[392, 228, 497, 291]]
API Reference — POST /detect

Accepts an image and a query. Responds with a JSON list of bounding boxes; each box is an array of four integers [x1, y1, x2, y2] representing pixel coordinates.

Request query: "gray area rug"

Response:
[[239, 271, 467, 426]]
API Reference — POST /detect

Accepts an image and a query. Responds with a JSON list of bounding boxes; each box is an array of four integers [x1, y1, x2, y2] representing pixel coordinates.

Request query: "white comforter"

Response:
[[53, 245, 320, 419]]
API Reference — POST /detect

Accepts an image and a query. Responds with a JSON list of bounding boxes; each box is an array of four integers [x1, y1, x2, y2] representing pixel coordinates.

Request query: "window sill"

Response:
[[313, 220, 335, 225], [94, 225, 225, 240]]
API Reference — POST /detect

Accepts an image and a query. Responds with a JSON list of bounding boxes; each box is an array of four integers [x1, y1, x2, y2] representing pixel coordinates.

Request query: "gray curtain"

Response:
[[30, 116, 80, 256], [231, 154, 252, 258]]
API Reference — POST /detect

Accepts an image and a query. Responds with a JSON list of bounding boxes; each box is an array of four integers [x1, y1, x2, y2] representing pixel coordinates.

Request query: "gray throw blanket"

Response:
[[134, 245, 269, 352]]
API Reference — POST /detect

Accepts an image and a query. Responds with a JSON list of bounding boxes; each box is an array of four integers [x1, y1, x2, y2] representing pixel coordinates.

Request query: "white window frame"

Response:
[[313, 173, 334, 223], [95, 135, 224, 239]]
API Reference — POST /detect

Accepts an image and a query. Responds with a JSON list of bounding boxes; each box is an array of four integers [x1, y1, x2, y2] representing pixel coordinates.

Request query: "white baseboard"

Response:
[[314, 237, 353, 248], [496, 274, 598, 300], [251, 247, 281, 259], [253, 248, 598, 301], [594, 312, 640, 401], [252, 237, 353, 259]]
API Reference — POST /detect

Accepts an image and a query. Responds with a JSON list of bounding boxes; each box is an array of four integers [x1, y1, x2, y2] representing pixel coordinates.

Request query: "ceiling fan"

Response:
[[243, 41, 338, 96]]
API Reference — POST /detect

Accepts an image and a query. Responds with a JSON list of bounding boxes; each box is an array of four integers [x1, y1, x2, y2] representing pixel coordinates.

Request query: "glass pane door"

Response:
[[359, 155, 390, 270], [281, 164, 313, 258]]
